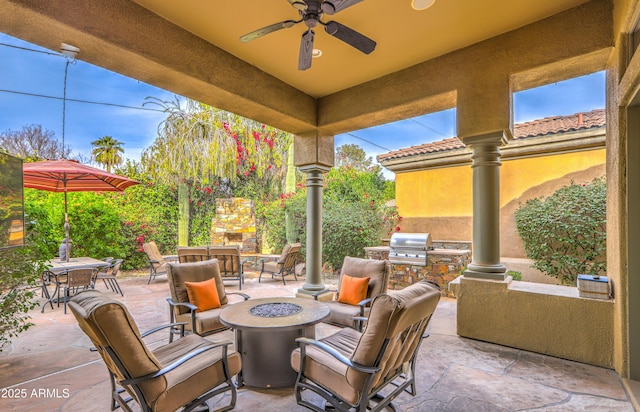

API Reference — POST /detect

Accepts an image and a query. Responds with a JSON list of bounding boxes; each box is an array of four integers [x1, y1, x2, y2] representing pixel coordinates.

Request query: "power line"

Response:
[[0, 87, 165, 113], [408, 117, 450, 138], [344, 132, 392, 152], [1, 40, 166, 113], [0, 41, 62, 57]]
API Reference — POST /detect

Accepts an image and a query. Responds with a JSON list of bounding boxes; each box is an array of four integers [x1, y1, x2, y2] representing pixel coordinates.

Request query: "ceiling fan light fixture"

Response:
[[411, 0, 435, 10], [312, 48, 323, 58]]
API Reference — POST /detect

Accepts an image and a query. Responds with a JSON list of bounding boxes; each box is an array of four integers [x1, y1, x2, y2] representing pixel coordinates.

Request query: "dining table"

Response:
[[46, 256, 110, 273], [41, 257, 110, 312]]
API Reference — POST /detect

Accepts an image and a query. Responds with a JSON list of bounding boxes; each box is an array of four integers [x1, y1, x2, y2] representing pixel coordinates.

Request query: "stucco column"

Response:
[[293, 133, 334, 296], [463, 131, 509, 280], [299, 165, 331, 292]]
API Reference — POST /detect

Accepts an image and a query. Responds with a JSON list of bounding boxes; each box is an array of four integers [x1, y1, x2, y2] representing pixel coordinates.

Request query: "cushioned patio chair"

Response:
[[291, 280, 441, 412], [258, 243, 301, 285], [177, 246, 210, 263], [167, 259, 249, 342], [208, 245, 248, 290], [143, 241, 169, 284], [69, 290, 241, 412], [314, 256, 391, 330]]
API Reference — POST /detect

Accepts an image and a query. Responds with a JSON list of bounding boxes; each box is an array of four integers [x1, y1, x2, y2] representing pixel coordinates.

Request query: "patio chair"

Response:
[[62, 268, 95, 314], [178, 246, 210, 263], [143, 241, 168, 284], [208, 245, 248, 290], [69, 289, 241, 412], [166, 259, 249, 342], [95, 258, 124, 296], [313, 256, 391, 330], [258, 243, 301, 285], [291, 280, 441, 412]]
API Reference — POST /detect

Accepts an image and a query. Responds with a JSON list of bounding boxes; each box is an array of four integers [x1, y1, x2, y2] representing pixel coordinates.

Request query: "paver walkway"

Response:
[[0, 272, 634, 411]]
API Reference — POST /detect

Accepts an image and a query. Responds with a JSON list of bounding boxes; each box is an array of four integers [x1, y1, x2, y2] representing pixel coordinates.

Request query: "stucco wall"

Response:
[[456, 277, 615, 368], [395, 148, 606, 258]]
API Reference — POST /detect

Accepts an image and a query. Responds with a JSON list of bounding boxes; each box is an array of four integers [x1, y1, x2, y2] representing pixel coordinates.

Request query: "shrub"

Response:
[[515, 177, 606, 285], [262, 165, 394, 271], [508, 270, 522, 281], [0, 227, 47, 351], [321, 199, 381, 269]]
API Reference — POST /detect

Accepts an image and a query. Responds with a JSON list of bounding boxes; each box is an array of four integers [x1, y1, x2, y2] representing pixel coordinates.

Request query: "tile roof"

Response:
[[378, 109, 605, 161]]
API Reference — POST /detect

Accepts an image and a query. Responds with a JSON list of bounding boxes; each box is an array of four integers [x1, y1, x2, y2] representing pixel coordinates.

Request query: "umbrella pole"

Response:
[[64, 188, 70, 262]]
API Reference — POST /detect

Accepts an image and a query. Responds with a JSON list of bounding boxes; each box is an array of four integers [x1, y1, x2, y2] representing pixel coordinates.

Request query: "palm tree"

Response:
[[91, 136, 124, 173]]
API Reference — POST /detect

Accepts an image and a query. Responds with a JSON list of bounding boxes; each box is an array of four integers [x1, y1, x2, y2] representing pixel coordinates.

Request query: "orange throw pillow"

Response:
[[337, 274, 370, 306], [184, 277, 221, 312]]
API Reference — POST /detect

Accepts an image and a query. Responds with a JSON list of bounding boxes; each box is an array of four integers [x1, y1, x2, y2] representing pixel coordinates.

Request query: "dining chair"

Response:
[[208, 245, 248, 290], [62, 268, 95, 314], [177, 246, 210, 263], [95, 259, 124, 296]]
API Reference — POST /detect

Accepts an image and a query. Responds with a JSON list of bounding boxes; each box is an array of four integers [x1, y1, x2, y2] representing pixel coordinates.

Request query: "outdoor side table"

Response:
[[220, 297, 329, 388]]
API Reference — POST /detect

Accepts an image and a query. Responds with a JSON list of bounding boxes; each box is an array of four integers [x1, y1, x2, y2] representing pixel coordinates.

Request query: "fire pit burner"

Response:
[[250, 302, 302, 318]]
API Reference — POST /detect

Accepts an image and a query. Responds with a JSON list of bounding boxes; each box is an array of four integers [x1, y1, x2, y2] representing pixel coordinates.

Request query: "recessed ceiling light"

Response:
[[412, 0, 435, 11], [312, 49, 323, 58]]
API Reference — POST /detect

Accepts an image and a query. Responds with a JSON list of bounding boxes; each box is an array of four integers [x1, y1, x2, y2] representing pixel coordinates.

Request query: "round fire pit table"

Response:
[[220, 297, 329, 388]]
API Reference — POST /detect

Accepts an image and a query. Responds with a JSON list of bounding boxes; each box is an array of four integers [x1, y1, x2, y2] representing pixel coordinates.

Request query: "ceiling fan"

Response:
[[240, 0, 376, 71]]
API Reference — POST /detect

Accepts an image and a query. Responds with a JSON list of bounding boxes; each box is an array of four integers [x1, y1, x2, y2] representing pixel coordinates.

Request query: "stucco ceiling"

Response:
[[132, 0, 590, 98]]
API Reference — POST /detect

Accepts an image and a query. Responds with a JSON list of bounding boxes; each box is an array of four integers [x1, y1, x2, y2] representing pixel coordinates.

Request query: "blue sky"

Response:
[[0, 32, 606, 178]]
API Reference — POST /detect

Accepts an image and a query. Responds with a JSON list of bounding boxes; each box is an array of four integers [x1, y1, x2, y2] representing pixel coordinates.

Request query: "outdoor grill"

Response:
[[389, 233, 432, 266]]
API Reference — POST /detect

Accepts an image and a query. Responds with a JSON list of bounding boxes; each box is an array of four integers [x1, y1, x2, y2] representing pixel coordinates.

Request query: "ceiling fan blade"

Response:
[[240, 20, 300, 42], [324, 21, 376, 54], [298, 30, 315, 70], [321, 0, 364, 15], [288, 0, 308, 11]]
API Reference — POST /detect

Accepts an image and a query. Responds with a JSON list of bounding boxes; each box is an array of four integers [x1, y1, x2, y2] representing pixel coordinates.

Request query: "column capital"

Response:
[[298, 164, 332, 174], [462, 129, 512, 147], [294, 134, 334, 168]]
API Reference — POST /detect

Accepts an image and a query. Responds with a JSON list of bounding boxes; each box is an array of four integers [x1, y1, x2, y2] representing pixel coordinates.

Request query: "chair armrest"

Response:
[[353, 316, 368, 330], [296, 337, 379, 374], [140, 322, 188, 338], [120, 340, 234, 386], [240, 258, 250, 266], [227, 292, 250, 301], [311, 288, 337, 300], [166, 297, 198, 312], [357, 297, 373, 316]]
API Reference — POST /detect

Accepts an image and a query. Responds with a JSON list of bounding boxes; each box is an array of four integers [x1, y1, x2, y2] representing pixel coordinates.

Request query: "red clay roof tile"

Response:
[[377, 109, 605, 161]]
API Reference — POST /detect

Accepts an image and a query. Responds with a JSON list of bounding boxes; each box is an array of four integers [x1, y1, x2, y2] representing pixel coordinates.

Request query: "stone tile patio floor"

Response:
[[0, 271, 635, 412]]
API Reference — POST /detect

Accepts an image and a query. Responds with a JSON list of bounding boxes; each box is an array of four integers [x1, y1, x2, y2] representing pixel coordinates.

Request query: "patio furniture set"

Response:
[[40, 256, 125, 314], [64, 247, 442, 412], [143, 241, 303, 287]]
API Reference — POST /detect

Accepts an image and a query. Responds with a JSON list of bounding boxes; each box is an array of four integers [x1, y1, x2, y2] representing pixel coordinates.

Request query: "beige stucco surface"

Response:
[[395, 148, 605, 258], [456, 276, 614, 368], [3, 0, 640, 391]]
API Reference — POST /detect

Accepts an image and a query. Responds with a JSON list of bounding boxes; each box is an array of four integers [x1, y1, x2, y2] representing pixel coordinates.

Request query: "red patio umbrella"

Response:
[[23, 159, 140, 261]]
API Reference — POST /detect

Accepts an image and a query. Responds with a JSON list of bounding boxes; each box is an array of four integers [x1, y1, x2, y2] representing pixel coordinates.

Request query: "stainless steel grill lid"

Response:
[[389, 233, 432, 266]]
